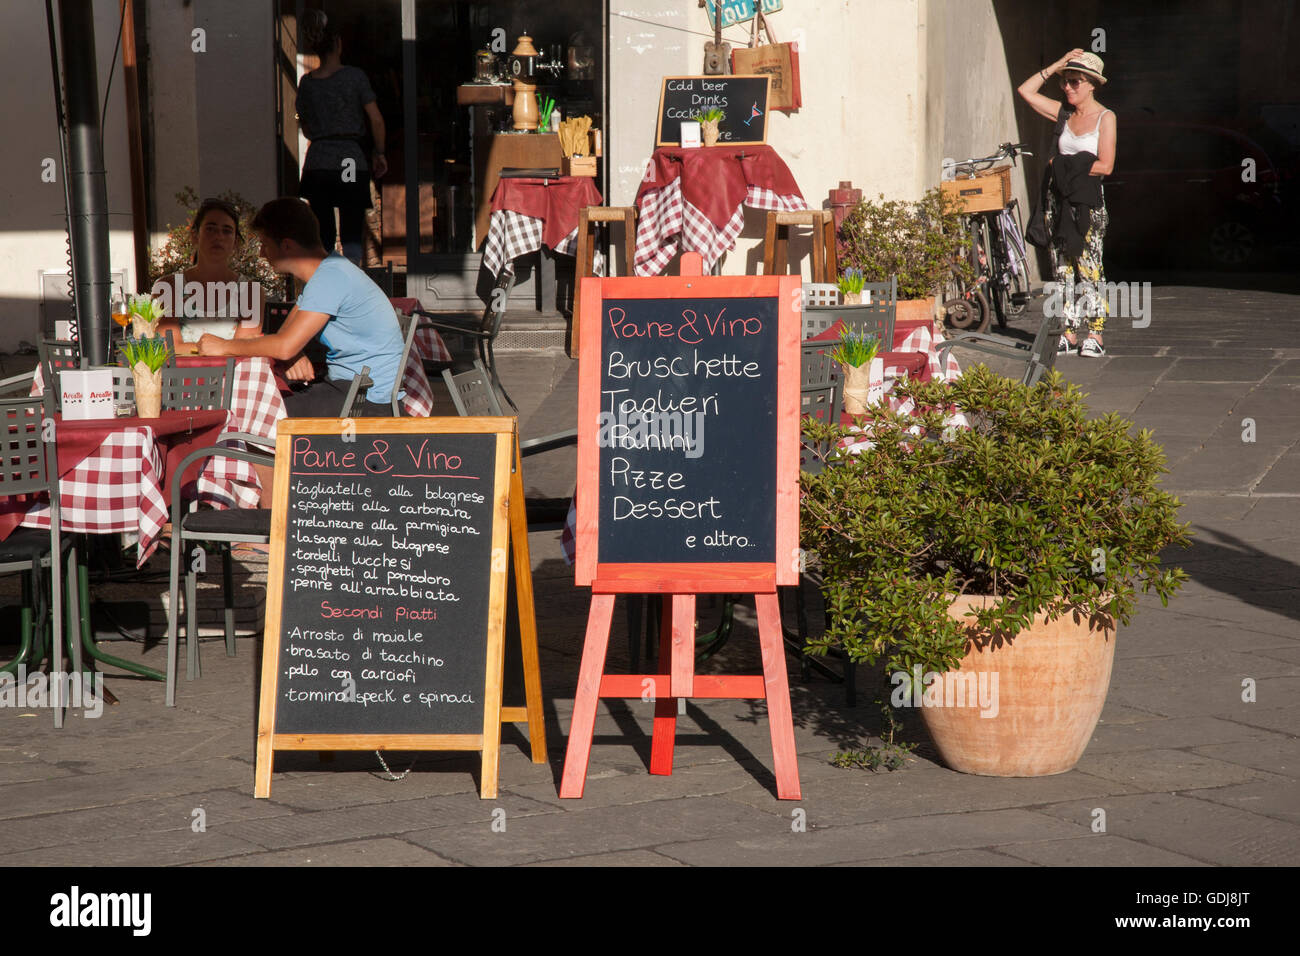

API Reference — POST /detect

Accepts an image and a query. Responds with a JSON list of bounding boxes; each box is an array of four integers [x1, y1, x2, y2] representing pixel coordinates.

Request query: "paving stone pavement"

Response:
[[1, 282, 1296, 867]]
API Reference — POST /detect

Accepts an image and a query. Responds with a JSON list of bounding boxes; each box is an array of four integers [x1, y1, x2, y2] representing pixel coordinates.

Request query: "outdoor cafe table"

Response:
[[480, 175, 604, 278], [633, 144, 807, 276], [0, 408, 229, 568]]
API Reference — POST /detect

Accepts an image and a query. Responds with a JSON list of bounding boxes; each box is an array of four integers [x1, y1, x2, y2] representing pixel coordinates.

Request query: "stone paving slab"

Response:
[[197, 837, 460, 867], [519, 848, 687, 867], [655, 808, 1089, 866], [995, 836, 1210, 867], [1033, 793, 1300, 866]]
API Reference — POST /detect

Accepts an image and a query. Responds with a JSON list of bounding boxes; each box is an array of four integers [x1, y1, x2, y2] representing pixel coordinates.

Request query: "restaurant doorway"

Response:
[[275, 0, 607, 313]]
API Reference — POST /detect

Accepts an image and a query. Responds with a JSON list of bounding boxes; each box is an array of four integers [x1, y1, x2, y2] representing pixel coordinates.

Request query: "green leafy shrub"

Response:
[[838, 188, 972, 300], [799, 366, 1191, 676], [148, 187, 285, 300]]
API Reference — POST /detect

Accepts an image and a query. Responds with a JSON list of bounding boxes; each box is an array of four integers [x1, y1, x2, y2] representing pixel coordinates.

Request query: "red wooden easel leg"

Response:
[[755, 592, 802, 800], [649, 594, 678, 775], [559, 593, 616, 798]]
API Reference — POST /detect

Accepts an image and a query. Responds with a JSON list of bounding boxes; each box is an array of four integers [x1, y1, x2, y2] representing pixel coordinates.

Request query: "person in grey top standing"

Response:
[[296, 10, 388, 264]]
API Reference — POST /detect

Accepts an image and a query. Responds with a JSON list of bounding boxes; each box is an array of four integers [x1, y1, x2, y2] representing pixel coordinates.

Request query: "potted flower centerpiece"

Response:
[[126, 293, 165, 338], [838, 188, 971, 324], [837, 268, 866, 305], [800, 367, 1191, 776], [692, 107, 726, 147], [829, 330, 882, 416], [119, 335, 171, 418]]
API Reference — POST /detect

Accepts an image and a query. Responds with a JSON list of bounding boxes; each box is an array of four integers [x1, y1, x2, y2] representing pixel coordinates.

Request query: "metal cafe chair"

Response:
[[36, 338, 83, 414], [412, 270, 518, 410], [802, 275, 898, 346], [0, 397, 82, 727], [391, 311, 425, 417], [163, 368, 373, 706], [936, 312, 1067, 387], [160, 359, 235, 411]]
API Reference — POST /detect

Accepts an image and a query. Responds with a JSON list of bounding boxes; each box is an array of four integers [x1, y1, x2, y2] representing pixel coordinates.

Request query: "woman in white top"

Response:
[[1018, 50, 1117, 357]]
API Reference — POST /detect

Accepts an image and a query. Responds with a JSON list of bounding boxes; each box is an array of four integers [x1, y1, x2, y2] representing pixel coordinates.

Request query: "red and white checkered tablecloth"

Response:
[[482, 209, 581, 278], [394, 324, 451, 418], [20, 427, 175, 567], [634, 179, 807, 277]]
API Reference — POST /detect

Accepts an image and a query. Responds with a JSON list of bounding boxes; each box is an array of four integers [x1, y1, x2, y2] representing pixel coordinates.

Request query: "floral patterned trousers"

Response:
[[1046, 188, 1108, 335]]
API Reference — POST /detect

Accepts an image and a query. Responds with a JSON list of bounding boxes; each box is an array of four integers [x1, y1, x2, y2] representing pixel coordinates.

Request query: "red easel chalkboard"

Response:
[[560, 253, 802, 799]]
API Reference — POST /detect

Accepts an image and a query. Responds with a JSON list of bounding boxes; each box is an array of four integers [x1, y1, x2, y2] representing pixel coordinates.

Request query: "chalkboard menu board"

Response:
[[574, 257, 800, 591], [255, 419, 516, 798], [656, 75, 771, 147]]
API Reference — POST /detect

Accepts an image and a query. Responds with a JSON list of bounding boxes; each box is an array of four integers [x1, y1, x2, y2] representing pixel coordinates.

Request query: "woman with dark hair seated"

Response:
[[197, 197, 403, 418]]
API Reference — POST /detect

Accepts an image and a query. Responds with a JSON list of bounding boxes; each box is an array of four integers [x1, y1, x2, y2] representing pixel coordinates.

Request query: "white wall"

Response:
[[0, 2, 135, 352]]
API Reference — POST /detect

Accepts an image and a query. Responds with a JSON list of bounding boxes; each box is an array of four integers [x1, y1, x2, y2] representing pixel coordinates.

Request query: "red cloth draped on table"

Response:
[[0, 409, 229, 565], [633, 145, 807, 276], [481, 177, 604, 276]]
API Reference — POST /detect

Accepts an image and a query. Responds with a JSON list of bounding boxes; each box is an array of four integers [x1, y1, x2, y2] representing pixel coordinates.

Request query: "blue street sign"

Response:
[[705, 0, 785, 30]]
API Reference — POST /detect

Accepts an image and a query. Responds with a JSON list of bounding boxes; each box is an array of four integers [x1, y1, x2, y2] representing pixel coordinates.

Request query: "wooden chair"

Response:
[[0, 397, 81, 727], [163, 367, 374, 706], [410, 271, 517, 410], [936, 313, 1067, 386], [763, 210, 837, 282], [803, 276, 898, 347], [572, 206, 637, 357]]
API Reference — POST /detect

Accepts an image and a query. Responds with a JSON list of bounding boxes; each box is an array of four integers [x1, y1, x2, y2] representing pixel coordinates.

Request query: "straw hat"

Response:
[[1061, 51, 1107, 85]]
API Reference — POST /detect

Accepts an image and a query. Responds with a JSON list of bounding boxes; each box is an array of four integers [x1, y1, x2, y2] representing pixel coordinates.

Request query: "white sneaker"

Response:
[[1079, 336, 1106, 357]]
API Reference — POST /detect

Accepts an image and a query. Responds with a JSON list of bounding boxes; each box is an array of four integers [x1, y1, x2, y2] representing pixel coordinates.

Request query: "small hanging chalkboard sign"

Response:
[[656, 75, 771, 147], [254, 417, 545, 800]]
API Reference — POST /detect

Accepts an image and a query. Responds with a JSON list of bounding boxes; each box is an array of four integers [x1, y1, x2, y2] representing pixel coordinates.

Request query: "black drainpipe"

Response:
[[58, 0, 111, 366]]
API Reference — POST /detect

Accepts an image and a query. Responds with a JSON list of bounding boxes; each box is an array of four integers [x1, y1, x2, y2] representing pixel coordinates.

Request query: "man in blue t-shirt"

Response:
[[197, 197, 404, 417]]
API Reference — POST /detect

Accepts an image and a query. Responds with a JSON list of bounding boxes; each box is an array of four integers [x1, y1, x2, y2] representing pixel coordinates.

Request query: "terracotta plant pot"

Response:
[[894, 296, 936, 324], [132, 362, 162, 418], [700, 119, 720, 147], [916, 594, 1116, 776]]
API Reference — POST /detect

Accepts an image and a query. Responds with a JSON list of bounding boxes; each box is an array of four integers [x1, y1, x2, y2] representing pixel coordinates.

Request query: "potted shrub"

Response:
[[800, 367, 1191, 776], [838, 187, 971, 324]]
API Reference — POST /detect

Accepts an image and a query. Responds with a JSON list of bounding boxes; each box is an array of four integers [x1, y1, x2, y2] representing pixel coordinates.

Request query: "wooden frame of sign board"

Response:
[[254, 417, 547, 800], [656, 75, 772, 147], [561, 253, 802, 799]]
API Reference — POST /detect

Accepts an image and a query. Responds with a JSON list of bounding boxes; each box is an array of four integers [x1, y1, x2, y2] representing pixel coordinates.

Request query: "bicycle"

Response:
[[942, 142, 1034, 330]]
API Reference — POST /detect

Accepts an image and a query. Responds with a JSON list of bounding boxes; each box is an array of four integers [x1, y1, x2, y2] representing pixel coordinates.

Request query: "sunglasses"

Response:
[[1059, 76, 1091, 89]]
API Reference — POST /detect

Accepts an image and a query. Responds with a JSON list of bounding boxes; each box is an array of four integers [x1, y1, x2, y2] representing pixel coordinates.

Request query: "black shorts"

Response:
[[282, 378, 394, 418]]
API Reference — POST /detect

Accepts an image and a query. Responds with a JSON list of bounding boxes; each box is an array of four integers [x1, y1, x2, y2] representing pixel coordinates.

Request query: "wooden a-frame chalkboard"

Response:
[[254, 417, 546, 800]]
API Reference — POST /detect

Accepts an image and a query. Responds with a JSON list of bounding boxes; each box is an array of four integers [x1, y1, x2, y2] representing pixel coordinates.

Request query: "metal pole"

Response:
[[59, 0, 112, 366]]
